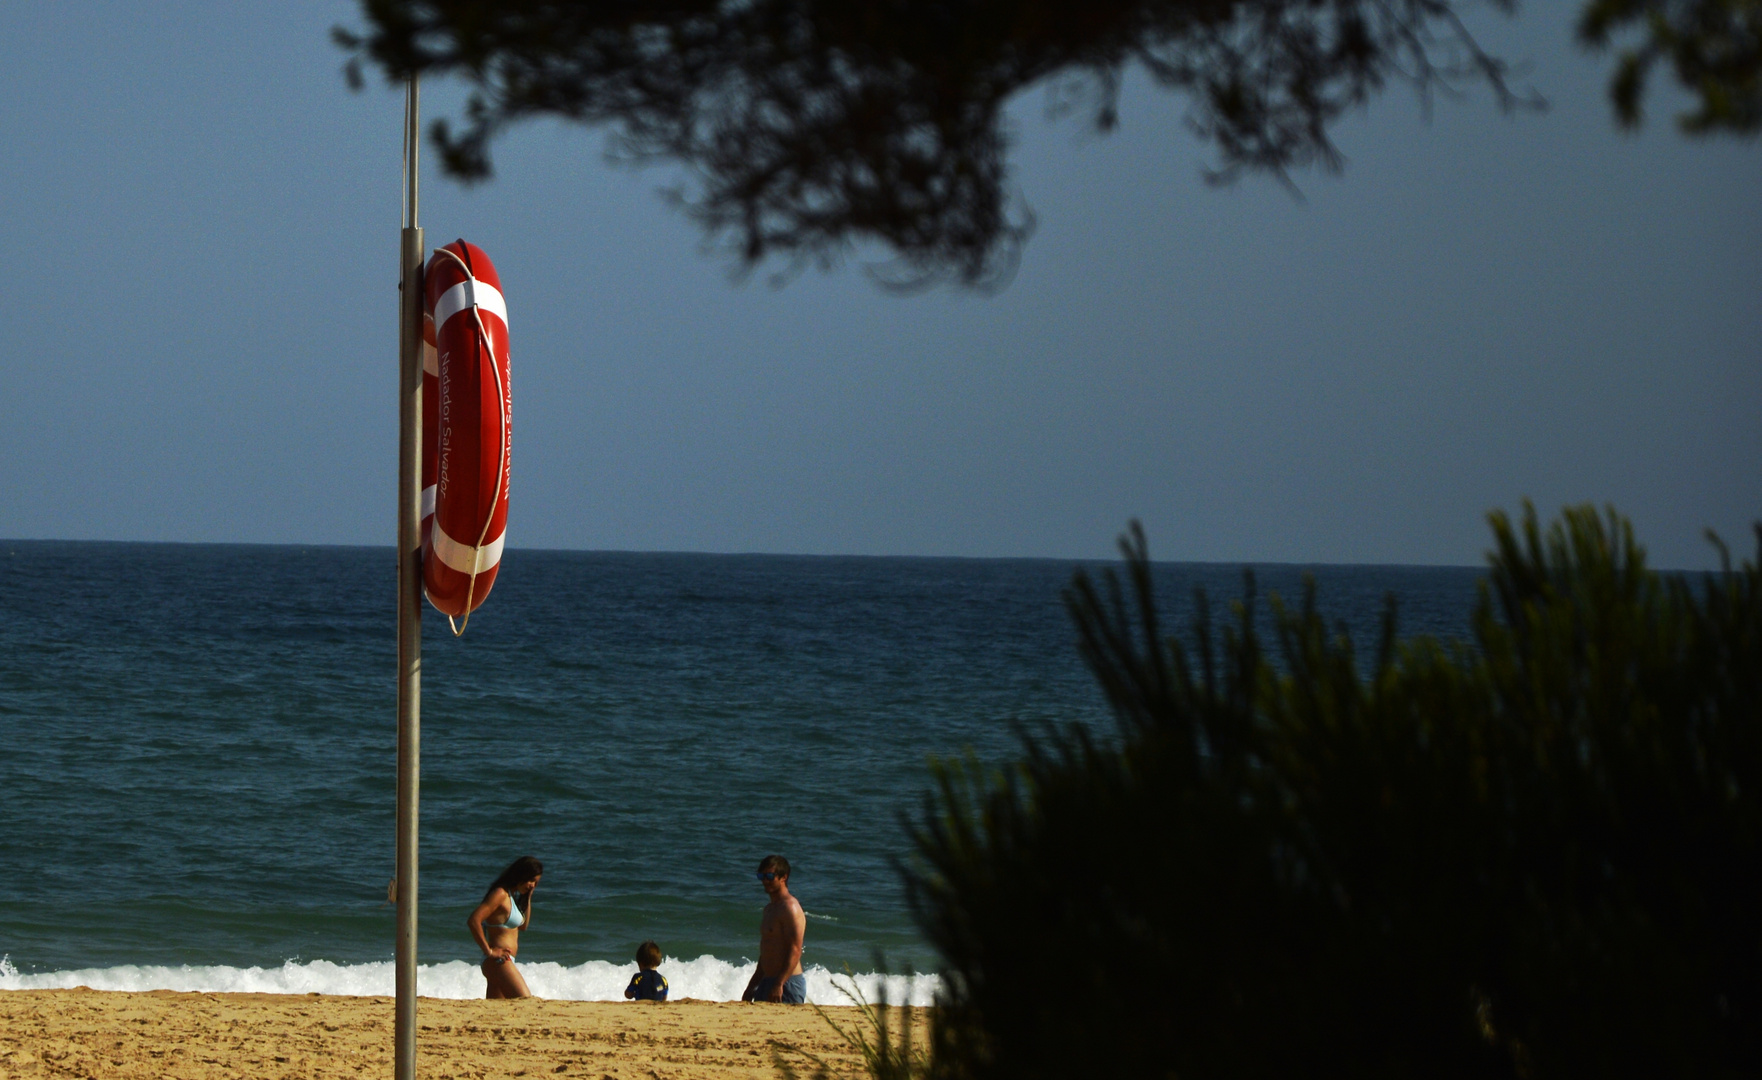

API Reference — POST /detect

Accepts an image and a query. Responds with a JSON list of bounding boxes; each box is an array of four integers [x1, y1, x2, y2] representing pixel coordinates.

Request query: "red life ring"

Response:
[[420, 306, 438, 552], [421, 239, 511, 628]]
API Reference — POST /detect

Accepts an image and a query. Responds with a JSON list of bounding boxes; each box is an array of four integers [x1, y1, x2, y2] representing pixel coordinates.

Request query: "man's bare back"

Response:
[[743, 856, 807, 1003]]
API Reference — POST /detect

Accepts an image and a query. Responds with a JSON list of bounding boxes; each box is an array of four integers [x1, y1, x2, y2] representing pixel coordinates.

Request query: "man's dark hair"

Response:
[[758, 854, 790, 879], [635, 940, 662, 969]]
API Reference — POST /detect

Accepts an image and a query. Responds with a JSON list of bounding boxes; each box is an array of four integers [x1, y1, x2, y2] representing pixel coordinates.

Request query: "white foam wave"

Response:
[[0, 953, 938, 1007]]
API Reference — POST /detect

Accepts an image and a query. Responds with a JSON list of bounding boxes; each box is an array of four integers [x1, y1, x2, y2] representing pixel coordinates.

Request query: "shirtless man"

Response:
[[741, 854, 807, 1004]]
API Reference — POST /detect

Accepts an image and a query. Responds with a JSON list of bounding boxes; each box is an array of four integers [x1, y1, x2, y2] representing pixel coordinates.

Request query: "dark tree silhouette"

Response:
[[905, 507, 1761, 1078], [337, 1, 1535, 288], [1579, 0, 1762, 133]]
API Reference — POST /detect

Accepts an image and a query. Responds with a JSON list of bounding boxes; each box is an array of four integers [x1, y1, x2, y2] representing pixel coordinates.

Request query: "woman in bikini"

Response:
[[467, 855, 543, 999]]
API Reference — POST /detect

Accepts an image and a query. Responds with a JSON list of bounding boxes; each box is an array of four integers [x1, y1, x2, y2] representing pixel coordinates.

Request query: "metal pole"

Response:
[[395, 75, 424, 1080]]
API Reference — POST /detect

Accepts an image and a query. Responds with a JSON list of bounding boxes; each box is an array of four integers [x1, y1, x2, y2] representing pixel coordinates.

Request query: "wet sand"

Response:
[[0, 989, 918, 1079]]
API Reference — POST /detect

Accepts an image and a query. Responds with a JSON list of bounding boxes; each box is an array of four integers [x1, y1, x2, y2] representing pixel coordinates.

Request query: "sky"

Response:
[[2, 3, 1757, 568]]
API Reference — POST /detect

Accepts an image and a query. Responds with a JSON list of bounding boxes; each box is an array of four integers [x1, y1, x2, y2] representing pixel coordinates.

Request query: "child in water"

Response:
[[624, 940, 669, 1002]]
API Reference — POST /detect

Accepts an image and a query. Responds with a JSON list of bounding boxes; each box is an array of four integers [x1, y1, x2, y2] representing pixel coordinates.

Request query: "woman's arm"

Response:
[[520, 883, 534, 930], [467, 889, 511, 960]]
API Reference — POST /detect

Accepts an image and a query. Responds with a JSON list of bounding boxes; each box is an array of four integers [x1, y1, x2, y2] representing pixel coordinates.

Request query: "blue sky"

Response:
[[3, 3, 1756, 567]]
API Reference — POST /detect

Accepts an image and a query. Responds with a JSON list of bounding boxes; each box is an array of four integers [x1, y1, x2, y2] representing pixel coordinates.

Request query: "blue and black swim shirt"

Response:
[[627, 969, 668, 1002]]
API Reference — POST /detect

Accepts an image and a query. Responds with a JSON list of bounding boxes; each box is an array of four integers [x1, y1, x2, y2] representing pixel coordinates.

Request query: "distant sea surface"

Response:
[[0, 542, 1480, 1003]]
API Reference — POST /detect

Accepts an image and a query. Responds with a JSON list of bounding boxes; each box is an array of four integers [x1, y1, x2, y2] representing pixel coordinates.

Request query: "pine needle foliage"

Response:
[[771, 969, 931, 1080], [1578, 0, 1762, 134], [905, 504, 1761, 1079], [336, 1, 1536, 290]]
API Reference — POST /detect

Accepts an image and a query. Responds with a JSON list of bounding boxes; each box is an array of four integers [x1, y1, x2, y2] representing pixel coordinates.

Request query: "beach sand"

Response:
[[0, 990, 919, 1079]]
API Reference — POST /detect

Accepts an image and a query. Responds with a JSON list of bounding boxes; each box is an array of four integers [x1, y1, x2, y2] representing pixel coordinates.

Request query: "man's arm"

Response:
[[745, 906, 774, 1002]]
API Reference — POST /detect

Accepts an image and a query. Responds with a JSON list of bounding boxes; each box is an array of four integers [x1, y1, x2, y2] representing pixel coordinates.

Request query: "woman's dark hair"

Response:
[[486, 856, 543, 913]]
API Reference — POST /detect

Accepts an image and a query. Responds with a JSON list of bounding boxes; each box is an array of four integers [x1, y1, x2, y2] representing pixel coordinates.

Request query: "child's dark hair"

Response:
[[636, 940, 662, 968]]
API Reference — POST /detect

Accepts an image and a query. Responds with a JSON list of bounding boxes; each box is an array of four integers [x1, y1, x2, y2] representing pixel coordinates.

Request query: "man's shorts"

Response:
[[745, 974, 807, 1004]]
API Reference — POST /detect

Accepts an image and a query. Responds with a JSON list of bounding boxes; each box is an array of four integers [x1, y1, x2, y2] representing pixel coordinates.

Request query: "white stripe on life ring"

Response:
[[431, 521, 505, 576], [421, 485, 435, 521], [434, 279, 508, 333]]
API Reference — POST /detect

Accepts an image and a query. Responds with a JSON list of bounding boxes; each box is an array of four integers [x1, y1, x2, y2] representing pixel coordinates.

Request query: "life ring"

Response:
[[421, 239, 510, 631], [420, 306, 438, 553]]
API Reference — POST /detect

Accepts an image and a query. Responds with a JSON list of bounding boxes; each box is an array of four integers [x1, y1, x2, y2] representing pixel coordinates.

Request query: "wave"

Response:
[[0, 954, 939, 1007]]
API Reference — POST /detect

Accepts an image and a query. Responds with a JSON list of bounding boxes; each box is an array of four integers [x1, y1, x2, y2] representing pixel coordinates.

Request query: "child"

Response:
[[624, 940, 669, 1002]]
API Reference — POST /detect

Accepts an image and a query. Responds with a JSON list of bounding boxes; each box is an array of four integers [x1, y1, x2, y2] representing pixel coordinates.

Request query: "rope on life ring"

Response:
[[429, 243, 508, 638]]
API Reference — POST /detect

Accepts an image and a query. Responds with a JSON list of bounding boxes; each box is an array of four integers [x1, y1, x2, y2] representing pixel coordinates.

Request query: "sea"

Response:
[[0, 541, 1482, 1005]]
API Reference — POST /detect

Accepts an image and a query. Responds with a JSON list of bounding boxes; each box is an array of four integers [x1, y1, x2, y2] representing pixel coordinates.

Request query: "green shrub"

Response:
[[906, 505, 1760, 1079], [771, 969, 930, 1080]]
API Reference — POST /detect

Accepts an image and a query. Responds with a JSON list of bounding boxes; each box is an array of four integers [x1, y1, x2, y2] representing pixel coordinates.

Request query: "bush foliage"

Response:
[[771, 971, 930, 1080], [906, 505, 1760, 1078]]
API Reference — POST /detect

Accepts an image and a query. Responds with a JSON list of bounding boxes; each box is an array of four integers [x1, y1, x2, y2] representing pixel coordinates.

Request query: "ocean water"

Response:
[[0, 541, 1481, 1003]]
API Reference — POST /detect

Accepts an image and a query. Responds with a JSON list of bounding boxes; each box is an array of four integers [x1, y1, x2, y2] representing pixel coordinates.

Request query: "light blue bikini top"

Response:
[[489, 892, 526, 930]]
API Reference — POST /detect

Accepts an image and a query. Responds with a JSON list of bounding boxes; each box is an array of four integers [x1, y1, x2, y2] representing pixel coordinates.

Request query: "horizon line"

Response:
[[0, 535, 1489, 572]]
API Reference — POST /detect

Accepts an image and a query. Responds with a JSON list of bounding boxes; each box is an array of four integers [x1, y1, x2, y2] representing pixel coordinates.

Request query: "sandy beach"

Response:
[[0, 990, 918, 1079]]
